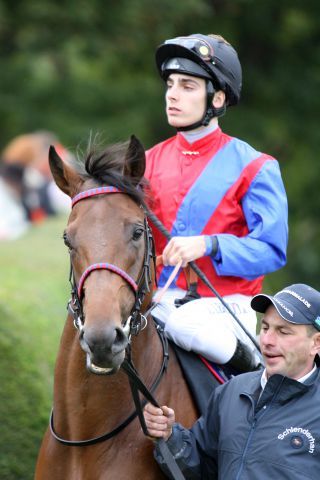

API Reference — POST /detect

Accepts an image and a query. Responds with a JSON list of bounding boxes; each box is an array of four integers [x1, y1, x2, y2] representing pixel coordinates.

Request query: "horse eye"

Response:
[[132, 226, 144, 241]]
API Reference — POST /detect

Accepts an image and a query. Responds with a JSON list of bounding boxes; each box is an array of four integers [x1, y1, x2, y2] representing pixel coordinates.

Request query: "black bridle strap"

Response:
[[122, 348, 186, 480], [50, 408, 138, 447], [146, 207, 262, 356], [50, 321, 168, 447]]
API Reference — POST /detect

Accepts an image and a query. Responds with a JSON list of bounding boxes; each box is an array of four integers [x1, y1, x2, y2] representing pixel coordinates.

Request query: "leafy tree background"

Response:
[[0, 0, 319, 478], [1, 0, 319, 288]]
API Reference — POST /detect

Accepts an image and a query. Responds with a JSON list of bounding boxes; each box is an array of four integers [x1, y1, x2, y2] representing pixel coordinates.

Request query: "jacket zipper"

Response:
[[235, 400, 269, 479]]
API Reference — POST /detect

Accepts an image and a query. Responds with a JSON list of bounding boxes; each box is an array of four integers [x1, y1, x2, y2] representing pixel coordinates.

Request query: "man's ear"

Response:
[[212, 90, 226, 109], [311, 332, 320, 357]]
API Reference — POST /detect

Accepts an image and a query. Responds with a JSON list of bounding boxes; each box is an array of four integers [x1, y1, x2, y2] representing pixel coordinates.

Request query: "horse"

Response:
[[35, 136, 199, 480]]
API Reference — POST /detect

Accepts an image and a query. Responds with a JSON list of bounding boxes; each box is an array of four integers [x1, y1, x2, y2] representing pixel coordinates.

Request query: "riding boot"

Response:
[[224, 338, 262, 373]]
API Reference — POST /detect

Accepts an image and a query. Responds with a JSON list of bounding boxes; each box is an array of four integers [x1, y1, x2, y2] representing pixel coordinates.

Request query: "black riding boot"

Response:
[[225, 338, 262, 373]]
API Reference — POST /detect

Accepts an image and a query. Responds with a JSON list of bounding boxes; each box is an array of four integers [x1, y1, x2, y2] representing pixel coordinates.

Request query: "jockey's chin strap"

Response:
[[67, 186, 155, 339]]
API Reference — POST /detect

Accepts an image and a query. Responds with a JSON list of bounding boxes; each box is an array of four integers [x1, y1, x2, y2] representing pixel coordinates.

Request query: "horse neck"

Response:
[[52, 315, 163, 440]]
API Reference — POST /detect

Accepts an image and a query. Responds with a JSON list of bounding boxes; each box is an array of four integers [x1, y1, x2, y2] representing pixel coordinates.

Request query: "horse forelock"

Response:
[[76, 141, 145, 205]]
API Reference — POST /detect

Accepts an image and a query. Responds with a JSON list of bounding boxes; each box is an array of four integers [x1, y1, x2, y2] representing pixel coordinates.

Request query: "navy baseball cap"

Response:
[[251, 283, 320, 332]]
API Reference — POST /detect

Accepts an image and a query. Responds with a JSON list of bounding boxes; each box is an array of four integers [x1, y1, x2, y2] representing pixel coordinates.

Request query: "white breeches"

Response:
[[152, 288, 258, 364]]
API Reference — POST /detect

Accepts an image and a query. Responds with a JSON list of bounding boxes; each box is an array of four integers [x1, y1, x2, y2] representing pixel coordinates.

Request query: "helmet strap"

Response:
[[176, 80, 225, 132]]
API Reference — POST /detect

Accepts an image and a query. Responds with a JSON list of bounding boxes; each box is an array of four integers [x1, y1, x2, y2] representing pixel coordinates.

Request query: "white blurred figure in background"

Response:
[[0, 164, 29, 240], [1, 131, 71, 224]]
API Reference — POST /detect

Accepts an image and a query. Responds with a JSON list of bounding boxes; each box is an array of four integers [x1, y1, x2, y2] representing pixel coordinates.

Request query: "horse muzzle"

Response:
[[79, 323, 129, 375]]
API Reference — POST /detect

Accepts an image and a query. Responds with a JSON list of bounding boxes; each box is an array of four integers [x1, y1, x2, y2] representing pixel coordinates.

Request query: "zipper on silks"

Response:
[[235, 401, 269, 480]]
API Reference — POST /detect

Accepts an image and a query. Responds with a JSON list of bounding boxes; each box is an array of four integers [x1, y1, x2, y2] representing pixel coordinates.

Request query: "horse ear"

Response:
[[124, 135, 146, 184], [49, 146, 82, 197]]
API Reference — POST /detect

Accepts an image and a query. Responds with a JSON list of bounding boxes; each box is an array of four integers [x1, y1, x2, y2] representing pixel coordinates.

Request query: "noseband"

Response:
[[67, 186, 155, 338]]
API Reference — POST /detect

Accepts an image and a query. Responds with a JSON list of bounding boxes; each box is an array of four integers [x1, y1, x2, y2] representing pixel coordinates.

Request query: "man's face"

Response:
[[260, 305, 320, 379], [165, 73, 207, 129]]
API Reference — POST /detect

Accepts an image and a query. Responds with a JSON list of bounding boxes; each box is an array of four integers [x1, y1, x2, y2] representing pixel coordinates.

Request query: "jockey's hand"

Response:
[[144, 403, 175, 441], [162, 236, 206, 267]]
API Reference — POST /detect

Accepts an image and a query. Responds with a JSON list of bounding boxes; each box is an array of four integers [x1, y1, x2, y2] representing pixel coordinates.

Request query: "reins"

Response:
[[122, 352, 186, 480]]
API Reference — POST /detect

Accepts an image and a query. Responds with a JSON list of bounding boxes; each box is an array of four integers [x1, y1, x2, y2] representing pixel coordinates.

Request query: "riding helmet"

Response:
[[155, 34, 242, 107]]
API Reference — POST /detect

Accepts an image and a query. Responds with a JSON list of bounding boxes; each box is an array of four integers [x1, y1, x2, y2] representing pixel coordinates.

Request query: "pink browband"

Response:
[[72, 186, 121, 208], [71, 187, 138, 299]]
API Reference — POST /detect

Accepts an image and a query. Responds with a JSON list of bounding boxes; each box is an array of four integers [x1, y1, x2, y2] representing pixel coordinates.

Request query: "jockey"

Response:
[[144, 33, 288, 372]]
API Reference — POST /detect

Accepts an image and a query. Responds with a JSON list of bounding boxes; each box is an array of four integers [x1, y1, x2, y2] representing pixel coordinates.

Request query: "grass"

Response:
[[0, 215, 69, 480]]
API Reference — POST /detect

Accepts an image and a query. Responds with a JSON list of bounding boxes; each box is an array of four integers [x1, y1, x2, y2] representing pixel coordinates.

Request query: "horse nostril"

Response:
[[112, 327, 128, 354], [82, 325, 114, 352]]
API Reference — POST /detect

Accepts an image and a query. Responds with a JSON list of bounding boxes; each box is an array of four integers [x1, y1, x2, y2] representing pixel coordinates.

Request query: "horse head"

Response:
[[49, 136, 154, 375]]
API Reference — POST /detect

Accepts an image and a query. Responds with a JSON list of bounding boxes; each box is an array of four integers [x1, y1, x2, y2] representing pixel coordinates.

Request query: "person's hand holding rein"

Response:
[[162, 235, 213, 267], [144, 403, 176, 441]]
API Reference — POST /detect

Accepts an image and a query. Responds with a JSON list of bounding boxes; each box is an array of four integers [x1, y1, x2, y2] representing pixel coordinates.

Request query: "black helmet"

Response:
[[156, 34, 242, 106]]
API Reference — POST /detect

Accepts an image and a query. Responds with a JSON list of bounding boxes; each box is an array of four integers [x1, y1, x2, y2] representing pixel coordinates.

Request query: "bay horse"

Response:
[[35, 136, 198, 480]]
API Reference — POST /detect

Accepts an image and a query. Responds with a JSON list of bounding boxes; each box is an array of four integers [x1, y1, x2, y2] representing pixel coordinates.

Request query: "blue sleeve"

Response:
[[212, 160, 288, 280]]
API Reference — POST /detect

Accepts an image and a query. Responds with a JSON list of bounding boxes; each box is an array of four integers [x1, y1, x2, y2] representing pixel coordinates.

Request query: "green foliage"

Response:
[[0, 1, 320, 477], [0, 216, 68, 479], [0, 0, 319, 291]]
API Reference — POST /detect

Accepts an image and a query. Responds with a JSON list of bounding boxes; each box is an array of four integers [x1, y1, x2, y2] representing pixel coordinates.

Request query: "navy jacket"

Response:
[[154, 368, 320, 479]]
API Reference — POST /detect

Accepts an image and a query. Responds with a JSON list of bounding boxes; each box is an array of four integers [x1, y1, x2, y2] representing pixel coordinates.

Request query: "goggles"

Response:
[[164, 36, 215, 63]]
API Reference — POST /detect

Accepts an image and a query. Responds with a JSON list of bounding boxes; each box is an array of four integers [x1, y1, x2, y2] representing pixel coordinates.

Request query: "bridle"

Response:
[[49, 185, 187, 479], [67, 186, 155, 339], [50, 185, 169, 444]]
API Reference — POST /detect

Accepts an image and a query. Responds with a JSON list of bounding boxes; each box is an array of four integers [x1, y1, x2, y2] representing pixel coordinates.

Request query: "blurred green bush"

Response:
[[0, 216, 68, 479]]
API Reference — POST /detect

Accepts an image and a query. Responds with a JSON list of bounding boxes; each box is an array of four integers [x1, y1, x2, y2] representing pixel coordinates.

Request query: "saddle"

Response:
[[170, 341, 237, 415]]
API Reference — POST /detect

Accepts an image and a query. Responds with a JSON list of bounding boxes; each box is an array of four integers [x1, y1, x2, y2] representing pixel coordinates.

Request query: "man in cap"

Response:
[[144, 283, 320, 479], [145, 34, 288, 373]]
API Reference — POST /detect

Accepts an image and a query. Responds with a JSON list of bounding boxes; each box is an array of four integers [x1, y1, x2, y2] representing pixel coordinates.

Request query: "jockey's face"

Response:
[[260, 305, 320, 380], [165, 73, 206, 130]]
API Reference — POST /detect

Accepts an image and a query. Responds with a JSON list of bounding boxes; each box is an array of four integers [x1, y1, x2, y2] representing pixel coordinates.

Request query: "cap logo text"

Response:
[[281, 289, 311, 308], [274, 298, 293, 317]]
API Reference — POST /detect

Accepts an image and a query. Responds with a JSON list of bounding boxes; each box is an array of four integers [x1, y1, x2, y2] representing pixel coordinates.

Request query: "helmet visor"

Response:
[[164, 36, 215, 63], [162, 57, 213, 82]]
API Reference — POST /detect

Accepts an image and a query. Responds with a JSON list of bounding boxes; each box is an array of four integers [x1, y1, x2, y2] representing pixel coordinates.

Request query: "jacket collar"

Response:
[[240, 368, 320, 407], [176, 126, 223, 154]]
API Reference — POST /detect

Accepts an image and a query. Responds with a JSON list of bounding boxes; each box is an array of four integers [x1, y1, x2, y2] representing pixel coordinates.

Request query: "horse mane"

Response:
[[75, 140, 145, 205]]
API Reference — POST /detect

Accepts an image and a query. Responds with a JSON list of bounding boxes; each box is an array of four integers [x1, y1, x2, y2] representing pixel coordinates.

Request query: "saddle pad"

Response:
[[171, 342, 237, 416]]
